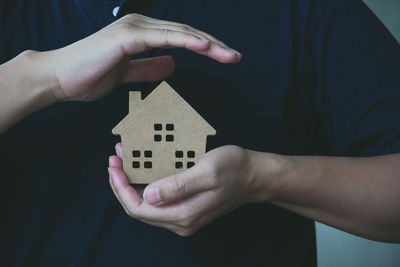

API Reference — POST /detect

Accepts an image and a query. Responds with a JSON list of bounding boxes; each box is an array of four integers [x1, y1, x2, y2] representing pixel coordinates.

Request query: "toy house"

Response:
[[112, 81, 216, 184]]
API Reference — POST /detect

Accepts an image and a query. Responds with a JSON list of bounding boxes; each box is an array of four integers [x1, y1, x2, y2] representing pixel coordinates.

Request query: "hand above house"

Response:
[[108, 142, 400, 242], [0, 13, 241, 134]]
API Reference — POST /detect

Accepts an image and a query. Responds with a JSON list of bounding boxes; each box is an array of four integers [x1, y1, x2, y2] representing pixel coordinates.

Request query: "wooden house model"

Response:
[[112, 81, 216, 184]]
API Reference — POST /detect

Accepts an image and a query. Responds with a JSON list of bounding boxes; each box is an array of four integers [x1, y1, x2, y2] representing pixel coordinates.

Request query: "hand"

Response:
[[108, 143, 287, 236], [39, 13, 241, 102], [0, 13, 241, 133]]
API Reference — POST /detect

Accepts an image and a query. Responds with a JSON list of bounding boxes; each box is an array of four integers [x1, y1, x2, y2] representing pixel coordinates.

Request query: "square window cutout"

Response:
[[187, 151, 195, 158], [154, 124, 162, 131], [166, 135, 174, 142], [166, 124, 174, 131], [154, 135, 162, 142], [132, 161, 140, 168], [144, 150, 152, 157], [132, 150, 141, 157], [175, 151, 183, 158], [175, 162, 183, 169], [144, 161, 152, 169]]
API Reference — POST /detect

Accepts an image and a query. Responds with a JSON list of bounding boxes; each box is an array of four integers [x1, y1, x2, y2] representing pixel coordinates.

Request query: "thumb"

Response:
[[143, 165, 210, 205]]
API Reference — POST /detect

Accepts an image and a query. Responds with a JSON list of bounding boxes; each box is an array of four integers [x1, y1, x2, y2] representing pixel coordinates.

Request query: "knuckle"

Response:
[[198, 159, 220, 188], [176, 229, 195, 237], [125, 209, 133, 217], [161, 28, 170, 36], [115, 23, 133, 37], [126, 208, 140, 219], [178, 25, 190, 32], [20, 49, 37, 58], [203, 159, 219, 178], [159, 29, 172, 47], [175, 208, 192, 222], [124, 13, 142, 21], [19, 50, 40, 63], [172, 175, 187, 195], [161, 29, 172, 40], [177, 217, 193, 228], [174, 209, 187, 222]]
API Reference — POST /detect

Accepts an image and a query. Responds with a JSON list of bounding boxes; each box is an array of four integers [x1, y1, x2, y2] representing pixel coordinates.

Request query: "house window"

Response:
[[154, 123, 162, 131], [175, 162, 183, 169], [175, 150, 196, 169], [154, 134, 162, 142], [175, 151, 183, 158], [132, 150, 152, 169], [166, 135, 174, 142], [132, 161, 140, 168], [153, 123, 175, 143]]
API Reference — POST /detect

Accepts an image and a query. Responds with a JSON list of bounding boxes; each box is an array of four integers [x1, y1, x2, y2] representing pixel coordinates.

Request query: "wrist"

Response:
[[270, 155, 326, 206], [17, 50, 61, 108], [245, 150, 297, 204], [0, 50, 61, 133]]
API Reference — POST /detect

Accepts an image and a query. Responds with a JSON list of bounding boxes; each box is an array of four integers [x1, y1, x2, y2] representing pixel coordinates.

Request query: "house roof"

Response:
[[112, 81, 216, 136]]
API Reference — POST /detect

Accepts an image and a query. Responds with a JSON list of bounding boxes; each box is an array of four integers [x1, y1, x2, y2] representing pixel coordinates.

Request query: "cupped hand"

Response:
[[107, 143, 282, 237], [39, 13, 241, 102]]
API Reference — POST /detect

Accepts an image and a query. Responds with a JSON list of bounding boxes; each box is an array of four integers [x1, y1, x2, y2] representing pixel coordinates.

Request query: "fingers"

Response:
[[108, 149, 191, 225], [108, 161, 222, 237], [132, 16, 232, 50], [117, 14, 242, 64], [107, 144, 226, 237], [108, 165, 179, 221], [111, 143, 216, 207], [108, 155, 145, 210], [108, 165, 129, 215], [109, 155, 122, 168], [115, 142, 123, 158], [124, 27, 209, 53], [143, 162, 215, 205], [186, 42, 241, 64], [108, 166, 143, 207], [130, 16, 242, 62], [121, 55, 175, 83]]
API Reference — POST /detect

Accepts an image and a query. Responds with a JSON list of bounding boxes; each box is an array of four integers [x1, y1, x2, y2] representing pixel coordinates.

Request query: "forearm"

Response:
[[0, 50, 59, 133], [250, 151, 400, 242]]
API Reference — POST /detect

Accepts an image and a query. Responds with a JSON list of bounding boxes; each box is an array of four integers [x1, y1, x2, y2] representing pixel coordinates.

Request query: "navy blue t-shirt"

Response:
[[1, 0, 400, 266]]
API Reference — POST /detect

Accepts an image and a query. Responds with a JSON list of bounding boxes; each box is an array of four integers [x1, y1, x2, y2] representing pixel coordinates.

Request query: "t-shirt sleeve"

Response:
[[307, 0, 400, 156]]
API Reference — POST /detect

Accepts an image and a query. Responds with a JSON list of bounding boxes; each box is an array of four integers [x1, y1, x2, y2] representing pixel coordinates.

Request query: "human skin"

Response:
[[0, 14, 241, 134], [1, 13, 399, 244], [108, 144, 400, 243]]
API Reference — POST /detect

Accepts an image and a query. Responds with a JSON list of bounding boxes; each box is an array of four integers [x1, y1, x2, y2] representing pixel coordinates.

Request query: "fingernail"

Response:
[[116, 143, 123, 158], [229, 48, 242, 56], [144, 186, 163, 205]]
